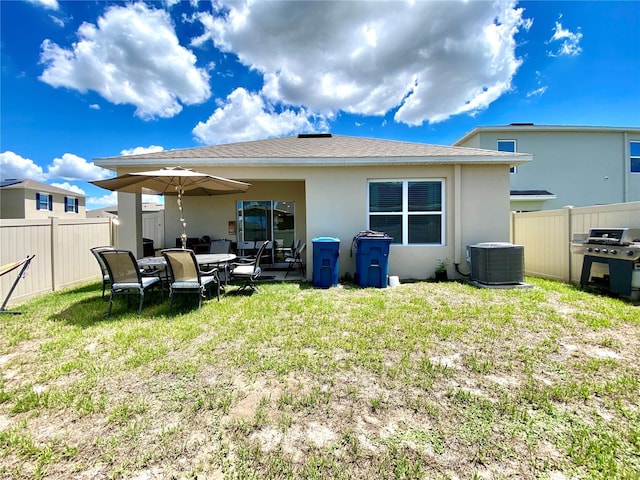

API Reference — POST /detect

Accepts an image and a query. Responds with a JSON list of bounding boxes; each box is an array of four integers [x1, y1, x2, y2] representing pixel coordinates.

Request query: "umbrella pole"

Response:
[[177, 184, 187, 249]]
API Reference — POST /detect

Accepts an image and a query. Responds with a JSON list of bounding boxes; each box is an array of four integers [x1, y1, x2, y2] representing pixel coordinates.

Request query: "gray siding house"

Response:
[[453, 125, 640, 211]]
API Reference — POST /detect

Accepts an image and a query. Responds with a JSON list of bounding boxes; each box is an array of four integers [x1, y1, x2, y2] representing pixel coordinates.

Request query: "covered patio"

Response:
[[93, 134, 531, 282]]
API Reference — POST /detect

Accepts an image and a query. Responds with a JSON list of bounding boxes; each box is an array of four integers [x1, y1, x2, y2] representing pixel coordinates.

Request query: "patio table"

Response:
[[138, 253, 236, 268], [138, 253, 236, 290]]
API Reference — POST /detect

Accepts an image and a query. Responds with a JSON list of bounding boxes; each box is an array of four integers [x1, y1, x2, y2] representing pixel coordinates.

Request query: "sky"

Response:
[[1, 0, 639, 209]]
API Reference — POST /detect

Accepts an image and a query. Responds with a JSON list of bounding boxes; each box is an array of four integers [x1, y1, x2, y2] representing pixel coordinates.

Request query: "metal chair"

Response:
[[255, 240, 273, 265], [161, 248, 220, 311], [90, 246, 115, 298], [209, 238, 232, 254], [236, 240, 255, 257], [285, 242, 306, 278], [228, 241, 269, 292], [98, 249, 161, 317]]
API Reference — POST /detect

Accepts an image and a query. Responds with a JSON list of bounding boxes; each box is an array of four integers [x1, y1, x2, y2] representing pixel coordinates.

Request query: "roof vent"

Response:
[[509, 123, 534, 126], [297, 133, 332, 138]]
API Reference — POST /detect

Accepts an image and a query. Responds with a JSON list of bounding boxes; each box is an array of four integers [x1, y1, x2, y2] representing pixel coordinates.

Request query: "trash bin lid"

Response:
[[312, 237, 340, 243], [469, 242, 522, 248], [356, 236, 393, 241]]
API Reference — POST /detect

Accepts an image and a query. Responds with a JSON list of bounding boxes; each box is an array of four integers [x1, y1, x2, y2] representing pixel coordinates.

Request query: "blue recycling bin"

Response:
[[312, 237, 340, 288], [355, 234, 393, 288]]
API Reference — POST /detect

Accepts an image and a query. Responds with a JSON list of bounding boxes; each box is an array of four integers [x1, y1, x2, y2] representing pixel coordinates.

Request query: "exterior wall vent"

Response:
[[466, 242, 524, 285], [297, 133, 332, 138]]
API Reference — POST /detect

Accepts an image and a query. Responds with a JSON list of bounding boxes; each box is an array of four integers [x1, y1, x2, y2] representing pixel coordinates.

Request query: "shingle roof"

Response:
[[95, 134, 531, 168], [0, 179, 85, 197], [510, 190, 555, 196]]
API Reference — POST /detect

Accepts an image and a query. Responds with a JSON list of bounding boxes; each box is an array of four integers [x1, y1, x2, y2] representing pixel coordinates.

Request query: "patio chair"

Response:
[[255, 240, 274, 265], [92, 245, 161, 298], [90, 246, 115, 298], [285, 242, 306, 278], [162, 248, 220, 312], [99, 249, 161, 317], [228, 240, 268, 292], [236, 240, 255, 258], [209, 238, 232, 254]]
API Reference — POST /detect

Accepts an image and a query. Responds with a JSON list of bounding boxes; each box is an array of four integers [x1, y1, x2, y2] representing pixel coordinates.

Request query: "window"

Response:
[[64, 196, 79, 213], [368, 180, 444, 245], [498, 139, 517, 173], [36, 192, 52, 211], [631, 141, 640, 173]]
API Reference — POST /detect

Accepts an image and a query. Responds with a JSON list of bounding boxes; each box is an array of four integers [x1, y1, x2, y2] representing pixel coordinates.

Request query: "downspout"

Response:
[[453, 164, 469, 276], [623, 132, 629, 202]]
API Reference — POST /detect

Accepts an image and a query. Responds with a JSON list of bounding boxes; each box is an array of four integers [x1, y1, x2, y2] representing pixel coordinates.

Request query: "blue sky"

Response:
[[1, 0, 639, 208]]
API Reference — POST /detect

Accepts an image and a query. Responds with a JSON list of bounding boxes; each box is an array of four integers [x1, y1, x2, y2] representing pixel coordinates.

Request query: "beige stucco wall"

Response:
[[0, 189, 26, 219], [118, 162, 512, 281], [458, 130, 640, 210], [11, 190, 87, 219]]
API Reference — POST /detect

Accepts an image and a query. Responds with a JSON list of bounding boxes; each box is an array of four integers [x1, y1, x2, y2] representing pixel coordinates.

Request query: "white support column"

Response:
[[118, 192, 143, 257]]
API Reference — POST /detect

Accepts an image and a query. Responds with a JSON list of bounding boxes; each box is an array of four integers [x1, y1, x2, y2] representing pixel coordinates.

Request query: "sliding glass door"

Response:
[[237, 200, 296, 262]]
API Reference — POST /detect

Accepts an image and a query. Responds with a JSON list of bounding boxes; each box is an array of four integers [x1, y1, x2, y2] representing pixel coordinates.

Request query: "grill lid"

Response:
[[587, 228, 640, 246]]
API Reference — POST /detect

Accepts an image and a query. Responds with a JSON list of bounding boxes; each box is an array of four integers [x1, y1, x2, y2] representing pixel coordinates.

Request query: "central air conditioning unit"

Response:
[[466, 242, 524, 285]]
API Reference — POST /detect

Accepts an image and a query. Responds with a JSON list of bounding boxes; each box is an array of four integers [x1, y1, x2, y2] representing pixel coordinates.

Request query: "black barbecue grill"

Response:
[[571, 228, 640, 300]]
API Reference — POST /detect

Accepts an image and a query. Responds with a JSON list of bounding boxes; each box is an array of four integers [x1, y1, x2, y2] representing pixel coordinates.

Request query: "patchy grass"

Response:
[[0, 278, 638, 479]]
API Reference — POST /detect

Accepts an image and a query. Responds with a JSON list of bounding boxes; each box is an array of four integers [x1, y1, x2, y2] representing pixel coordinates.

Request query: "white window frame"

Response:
[[64, 196, 78, 213], [631, 141, 640, 174], [36, 192, 52, 211], [497, 139, 517, 174], [367, 179, 445, 246]]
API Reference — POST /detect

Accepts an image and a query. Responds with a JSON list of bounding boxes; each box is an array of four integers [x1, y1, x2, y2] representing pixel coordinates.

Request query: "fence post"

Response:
[[510, 211, 516, 244], [563, 206, 573, 282], [50, 216, 59, 291]]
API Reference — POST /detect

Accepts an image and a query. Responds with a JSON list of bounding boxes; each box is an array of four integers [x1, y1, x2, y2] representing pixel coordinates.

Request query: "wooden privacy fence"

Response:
[[0, 217, 114, 306], [510, 202, 640, 284]]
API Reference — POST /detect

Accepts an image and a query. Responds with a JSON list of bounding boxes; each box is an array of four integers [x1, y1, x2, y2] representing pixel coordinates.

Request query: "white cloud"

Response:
[[120, 145, 165, 156], [0, 151, 46, 181], [193, 88, 326, 144], [547, 21, 583, 57], [86, 191, 162, 209], [25, 0, 59, 10], [49, 15, 65, 27], [39, 3, 211, 119], [89, 104, 100, 110], [526, 86, 548, 98], [143, 194, 163, 204], [50, 182, 85, 195], [46, 153, 111, 181], [194, 0, 530, 126], [87, 192, 117, 209]]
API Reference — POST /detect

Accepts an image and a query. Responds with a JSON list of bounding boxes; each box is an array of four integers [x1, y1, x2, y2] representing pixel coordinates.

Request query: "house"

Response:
[[93, 134, 531, 280], [87, 203, 165, 249], [0, 179, 86, 219], [453, 124, 640, 211]]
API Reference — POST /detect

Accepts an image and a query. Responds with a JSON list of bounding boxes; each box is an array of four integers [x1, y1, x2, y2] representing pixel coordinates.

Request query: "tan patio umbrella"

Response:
[[91, 166, 251, 248]]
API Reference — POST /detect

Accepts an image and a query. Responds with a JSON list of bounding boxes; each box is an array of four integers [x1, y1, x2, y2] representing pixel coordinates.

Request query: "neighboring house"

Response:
[[87, 203, 165, 249], [87, 202, 165, 219], [0, 179, 86, 219], [453, 124, 640, 211], [94, 133, 531, 280]]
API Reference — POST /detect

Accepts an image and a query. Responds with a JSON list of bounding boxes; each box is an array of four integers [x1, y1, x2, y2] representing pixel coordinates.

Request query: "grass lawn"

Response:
[[0, 277, 639, 479]]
